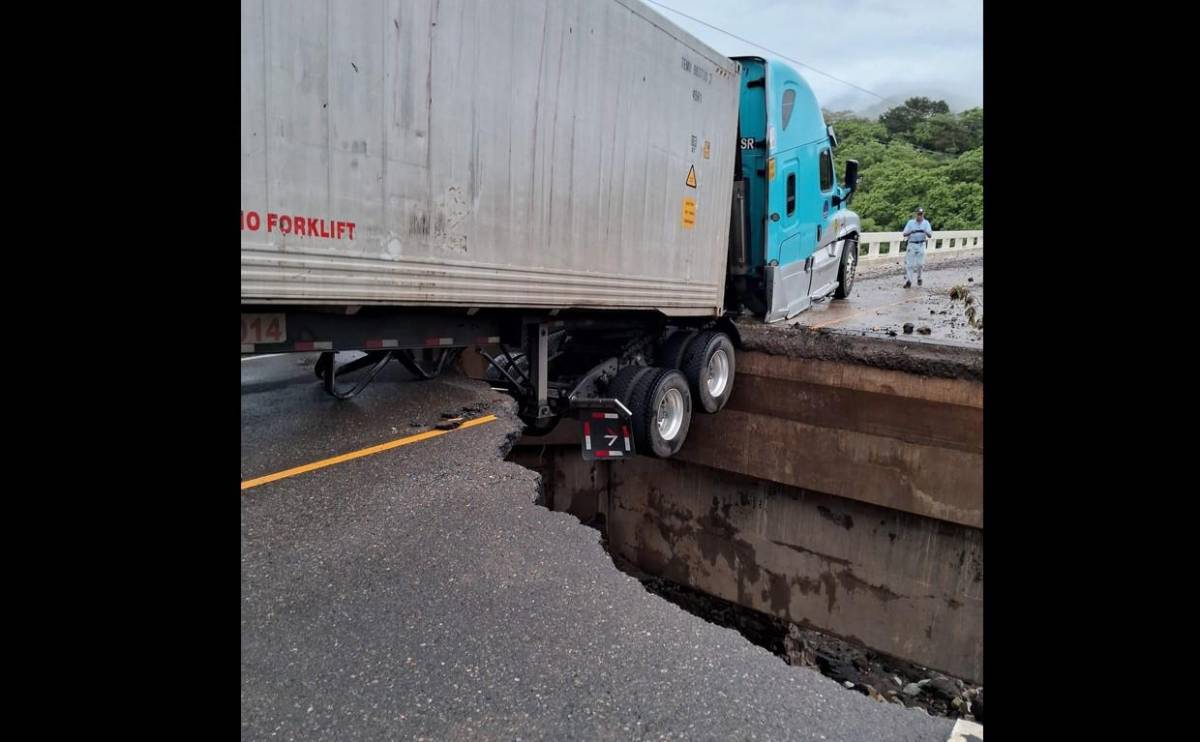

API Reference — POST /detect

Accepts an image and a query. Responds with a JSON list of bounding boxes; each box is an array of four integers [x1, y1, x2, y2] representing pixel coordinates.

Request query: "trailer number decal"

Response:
[[241, 210, 356, 240], [682, 198, 696, 229], [681, 56, 711, 84], [241, 313, 286, 345]]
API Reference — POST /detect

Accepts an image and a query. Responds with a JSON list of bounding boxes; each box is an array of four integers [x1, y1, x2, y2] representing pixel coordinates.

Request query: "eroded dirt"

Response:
[[612, 554, 984, 723], [736, 319, 983, 382]]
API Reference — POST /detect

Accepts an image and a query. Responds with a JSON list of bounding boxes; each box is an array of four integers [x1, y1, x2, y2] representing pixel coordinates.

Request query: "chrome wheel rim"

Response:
[[706, 350, 730, 397], [657, 387, 685, 440], [845, 244, 857, 291]]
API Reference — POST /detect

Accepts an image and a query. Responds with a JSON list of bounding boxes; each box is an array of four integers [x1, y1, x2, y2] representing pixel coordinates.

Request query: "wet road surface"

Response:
[[792, 250, 983, 347], [241, 354, 960, 740]]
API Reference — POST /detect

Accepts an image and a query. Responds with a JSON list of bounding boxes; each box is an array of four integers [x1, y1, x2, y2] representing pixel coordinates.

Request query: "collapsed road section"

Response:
[[508, 319, 983, 705], [241, 355, 960, 740]]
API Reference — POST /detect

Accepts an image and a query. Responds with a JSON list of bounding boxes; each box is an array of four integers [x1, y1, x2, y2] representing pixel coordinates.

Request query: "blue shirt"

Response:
[[904, 218, 932, 243]]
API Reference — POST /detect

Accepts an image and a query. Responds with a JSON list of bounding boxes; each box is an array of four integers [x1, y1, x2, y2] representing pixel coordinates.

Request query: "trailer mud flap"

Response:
[[579, 409, 635, 461]]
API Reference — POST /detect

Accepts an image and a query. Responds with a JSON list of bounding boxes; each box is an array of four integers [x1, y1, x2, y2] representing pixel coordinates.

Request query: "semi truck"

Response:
[[240, 0, 861, 459]]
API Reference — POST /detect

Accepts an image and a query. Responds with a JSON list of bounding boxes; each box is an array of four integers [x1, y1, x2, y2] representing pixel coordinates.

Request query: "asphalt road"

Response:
[[241, 353, 960, 741]]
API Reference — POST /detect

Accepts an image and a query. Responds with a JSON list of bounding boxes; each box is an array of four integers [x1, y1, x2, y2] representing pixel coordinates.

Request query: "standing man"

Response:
[[902, 208, 933, 288]]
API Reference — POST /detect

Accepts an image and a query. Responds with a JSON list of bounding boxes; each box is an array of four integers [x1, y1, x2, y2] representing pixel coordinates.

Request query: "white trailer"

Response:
[[241, 0, 740, 314], [241, 0, 746, 459]]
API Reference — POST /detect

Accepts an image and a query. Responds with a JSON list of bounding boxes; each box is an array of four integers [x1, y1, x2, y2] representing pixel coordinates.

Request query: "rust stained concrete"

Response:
[[677, 351, 982, 529], [605, 457, 984, 683], [530, 449, 984, 684]]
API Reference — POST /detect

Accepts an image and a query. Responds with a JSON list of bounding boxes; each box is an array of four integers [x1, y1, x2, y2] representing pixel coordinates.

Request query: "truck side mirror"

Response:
[[844, 160, 859, 191]]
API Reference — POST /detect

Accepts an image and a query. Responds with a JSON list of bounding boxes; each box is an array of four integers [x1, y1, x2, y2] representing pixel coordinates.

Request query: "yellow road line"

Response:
[[241, 414, 499, 492]]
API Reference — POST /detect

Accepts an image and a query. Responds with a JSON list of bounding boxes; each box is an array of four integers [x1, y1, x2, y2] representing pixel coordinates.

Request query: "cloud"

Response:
[[642, 0, 982, 113]]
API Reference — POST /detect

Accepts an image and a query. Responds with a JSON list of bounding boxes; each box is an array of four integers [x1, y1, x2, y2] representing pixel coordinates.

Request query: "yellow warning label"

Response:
[[682, 198, 696, 229], [685, 165, 697, 189], [768, 158, 775, 180], [703, 141, 711, 160]]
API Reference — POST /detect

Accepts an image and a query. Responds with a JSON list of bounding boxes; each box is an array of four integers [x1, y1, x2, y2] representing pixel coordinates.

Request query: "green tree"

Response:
[[825, 104, 983, 231], [924, 182, 983, 230], [831, 118, 889, 173], [879, 105, 922, 139], [850, 159, 944, 230], [938, 147, 983, 185], [832, 117, 887, 145], [958, 107, 984, 149], [878, 97, 952, 141], [903, 97, 951, 116], [912, 113, 971, 154], [821, 108, 859, 123]]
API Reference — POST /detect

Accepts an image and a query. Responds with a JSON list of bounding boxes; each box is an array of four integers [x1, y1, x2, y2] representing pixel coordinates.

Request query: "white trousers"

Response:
[[905, 241, 927, 283]]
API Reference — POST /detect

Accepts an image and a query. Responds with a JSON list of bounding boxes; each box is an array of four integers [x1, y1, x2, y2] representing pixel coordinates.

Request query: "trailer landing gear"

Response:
[[314, 348, 459, 400]]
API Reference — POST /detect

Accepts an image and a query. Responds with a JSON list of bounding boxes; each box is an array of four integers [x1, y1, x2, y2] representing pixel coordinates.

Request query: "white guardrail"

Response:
[[857, 230, 982, 262]]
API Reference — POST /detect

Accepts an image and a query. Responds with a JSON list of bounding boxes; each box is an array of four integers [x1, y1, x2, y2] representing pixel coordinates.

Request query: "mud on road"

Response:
[[734, 250, 983, 381]]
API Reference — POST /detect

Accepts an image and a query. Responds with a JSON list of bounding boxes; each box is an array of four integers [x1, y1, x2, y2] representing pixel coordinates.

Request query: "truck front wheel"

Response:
[[834, 236, 859, 299]]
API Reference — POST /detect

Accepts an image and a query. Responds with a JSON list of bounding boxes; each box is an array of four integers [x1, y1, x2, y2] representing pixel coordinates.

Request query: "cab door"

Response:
[[808, 146, 841, 296], [765, 79, 814, 314], [773, 142, 807, 268]]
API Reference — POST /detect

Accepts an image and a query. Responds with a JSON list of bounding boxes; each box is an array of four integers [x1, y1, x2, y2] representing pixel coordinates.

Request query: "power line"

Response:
[[641, 0, 896, 104], [642, 0, 976, 159]]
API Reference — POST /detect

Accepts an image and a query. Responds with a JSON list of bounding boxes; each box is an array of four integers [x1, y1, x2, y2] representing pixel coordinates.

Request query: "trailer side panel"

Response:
[[241, 0, 741, 316]]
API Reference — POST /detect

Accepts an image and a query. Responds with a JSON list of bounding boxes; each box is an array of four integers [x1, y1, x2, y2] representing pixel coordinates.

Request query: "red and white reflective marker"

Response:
[[581, 410, 635, 461]]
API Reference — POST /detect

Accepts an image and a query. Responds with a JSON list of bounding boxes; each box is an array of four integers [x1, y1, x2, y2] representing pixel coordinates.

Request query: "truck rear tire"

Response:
[[628, 368, 693, 458], [657, 330, 697, 369], [680, 331, 736, 414], [834, 236, 859, 299], [606, 365, 654, 412]]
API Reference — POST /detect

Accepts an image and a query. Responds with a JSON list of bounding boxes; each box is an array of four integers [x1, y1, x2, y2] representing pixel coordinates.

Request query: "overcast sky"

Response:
[[642, 0, 982, 114]]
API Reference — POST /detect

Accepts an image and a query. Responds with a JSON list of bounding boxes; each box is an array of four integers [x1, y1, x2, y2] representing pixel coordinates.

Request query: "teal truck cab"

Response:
[[727, 57, 861, 322]]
